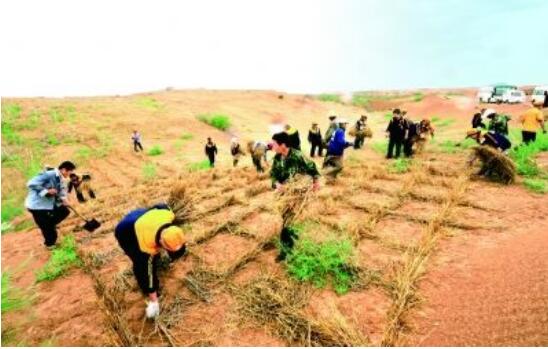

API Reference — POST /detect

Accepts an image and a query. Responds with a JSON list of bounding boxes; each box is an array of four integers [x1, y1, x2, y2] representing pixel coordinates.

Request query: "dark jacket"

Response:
[[286, 128, 301, 150], [472, 114, 486, 129], [205, 143, 218, 157], [386, 117, 407, 139], [308, 128, 322, 144]]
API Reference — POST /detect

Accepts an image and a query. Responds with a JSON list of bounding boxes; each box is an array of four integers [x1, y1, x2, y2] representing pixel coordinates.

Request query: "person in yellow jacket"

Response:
[[114, 204, 186, 319]]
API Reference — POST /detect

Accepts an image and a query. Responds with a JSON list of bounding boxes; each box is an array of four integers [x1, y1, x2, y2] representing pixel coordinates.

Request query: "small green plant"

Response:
[[46, 133, 60, 146], [413, 92, 424, 102], [431, 116, 455, 128], [1, 272, 31, 313], [388, 158, 411, 173], [187, 160, 211, 172], [317, 94, 341, 103], [351, 93, 371, 109], [142, 162, 157, 180], [49, 107, 64, 123], [180, 133, 194, 140], [147, 145, 164, 156], [509, 143, 541, 177], [286, 236, 357, 294], [523, 178, 547, 194], [197, 113, 231, 131], [36, 235, 81, 282], [137, 97, 162, 111], [1, 200, 24, 231]]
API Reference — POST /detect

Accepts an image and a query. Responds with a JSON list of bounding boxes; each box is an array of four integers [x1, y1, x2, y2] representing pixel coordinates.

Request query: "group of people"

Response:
[[466, 101, 546, 153], [385, 109, 435, 159]]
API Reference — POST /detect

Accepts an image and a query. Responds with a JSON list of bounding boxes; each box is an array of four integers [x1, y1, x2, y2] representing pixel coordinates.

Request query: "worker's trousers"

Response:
[[322, 155, 344, 178], [387, 137, 403, 159], [29, 205, 70, 247]]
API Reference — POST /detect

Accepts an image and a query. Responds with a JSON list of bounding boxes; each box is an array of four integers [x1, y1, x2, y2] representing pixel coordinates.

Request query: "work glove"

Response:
[[145, 300, 160, 319]]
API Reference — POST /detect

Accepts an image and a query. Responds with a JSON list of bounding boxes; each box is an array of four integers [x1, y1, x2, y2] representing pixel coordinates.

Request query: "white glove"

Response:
[[145, 300, 160, 319]]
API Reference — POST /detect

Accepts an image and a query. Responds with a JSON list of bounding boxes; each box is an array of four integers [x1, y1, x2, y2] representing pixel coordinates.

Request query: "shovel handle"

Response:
[[67, 205, 89, 222]]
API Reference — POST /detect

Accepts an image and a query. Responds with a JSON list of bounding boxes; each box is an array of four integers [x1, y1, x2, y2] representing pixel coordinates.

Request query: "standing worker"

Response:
[[115, 204, 187, 319], [247, 140, 270, 173], [323, 118, 353, 179], [204, 137, 218, 168], [270, 132, 320, 261], [386, 109, 407, 159], [132, 130, 144, 152], [519, 101, 546, 144], [353, 115, 368, 149], [284, 124, 301, 150], [323, 115, 338, 150], [307, 122, 323, 157], [25, 161, 76, 249]]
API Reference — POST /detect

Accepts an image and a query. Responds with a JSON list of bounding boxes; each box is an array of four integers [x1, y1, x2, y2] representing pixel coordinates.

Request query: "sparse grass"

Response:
[[317, 94, 341, 103], [36, 235, 82, 282], [523, 178, 547, 194], [196, 113, 231, 131], [351, 93, 371, 109], [509, 143, 541, 177], [142, 162, 157, 180], [388, 158, 411, 173], [286, 233, 358, 295], [431, 116, 455, 128], [180, 133, 194, 140], [147, 144, 164, 156], [46, 133, 60, 146], [371, 139, 388, 154], [137, 97, 162, 110], [438, 138, 477, 154], [187, 160, 211, 172], [413, 92, 423, 102], [1, 272, 31, 313]]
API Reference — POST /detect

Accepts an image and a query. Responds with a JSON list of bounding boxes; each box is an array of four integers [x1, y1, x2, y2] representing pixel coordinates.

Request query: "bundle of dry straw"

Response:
[[166, 183, 195, 223], [276, 176, 314, 227], [471, 146, 516, 184]]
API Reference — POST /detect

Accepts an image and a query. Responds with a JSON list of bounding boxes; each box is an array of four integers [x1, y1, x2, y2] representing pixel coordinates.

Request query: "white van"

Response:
[[531, 86, 548, 105], [477, 87, 494, 103], [502, 90, 526, 104]]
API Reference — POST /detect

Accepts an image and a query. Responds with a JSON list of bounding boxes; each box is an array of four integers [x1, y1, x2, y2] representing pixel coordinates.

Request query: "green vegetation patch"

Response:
[[316, 93, 342, 103], [351, 93, 371, 109], [431, 116, 455, 128], [197, 113, 231, 131], [388, 158, 412, 173], [2, 272, 32, 313], [137, 97, 162, 111], [1, 200, 24, 234], [438, 138, 477, 154], [285, 233, 357, 295], [187, 160, 211, 172], [142, 162, 157, 181], [36, 235, 82, 282], [370, 139, 388, 154], [523, 178, 548, 194], [180, 132, 194, 140], [147, 145, 164, 156], [413, 92, 424, 102]]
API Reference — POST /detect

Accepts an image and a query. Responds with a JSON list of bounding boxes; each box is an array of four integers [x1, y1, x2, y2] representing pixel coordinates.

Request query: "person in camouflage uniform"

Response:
[[487, 113, 510, 136], [270, 132, 320, 262], [270, 132, 320, 190]]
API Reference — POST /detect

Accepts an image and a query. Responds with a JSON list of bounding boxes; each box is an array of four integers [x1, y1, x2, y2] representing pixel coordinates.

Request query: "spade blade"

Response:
[[83, 219, 101, 232]]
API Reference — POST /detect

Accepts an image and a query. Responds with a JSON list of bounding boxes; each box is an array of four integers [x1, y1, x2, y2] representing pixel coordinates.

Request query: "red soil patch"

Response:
[[192, 234, 257, 273], [375, 217, 424, 246], [356, 239, 403, 272]]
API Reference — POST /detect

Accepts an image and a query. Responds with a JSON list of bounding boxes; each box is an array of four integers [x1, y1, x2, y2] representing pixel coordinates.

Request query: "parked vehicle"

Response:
[[502, 90, 526, 104], [477, 87, 494, 103], [531, 86, 548, 105], [488, 84, 517, 103]]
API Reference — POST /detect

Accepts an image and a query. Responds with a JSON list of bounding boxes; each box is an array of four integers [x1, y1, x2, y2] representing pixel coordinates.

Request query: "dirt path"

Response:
[[411, 186, 548, 346]]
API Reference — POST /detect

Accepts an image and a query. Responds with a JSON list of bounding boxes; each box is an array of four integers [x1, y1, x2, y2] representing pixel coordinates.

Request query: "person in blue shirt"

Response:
[[323, 118, 353, 180], [25, 161, 76, 249]]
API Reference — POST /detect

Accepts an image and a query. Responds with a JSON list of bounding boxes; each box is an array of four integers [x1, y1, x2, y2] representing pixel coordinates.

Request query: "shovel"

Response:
[[68, 206, 101, 232]]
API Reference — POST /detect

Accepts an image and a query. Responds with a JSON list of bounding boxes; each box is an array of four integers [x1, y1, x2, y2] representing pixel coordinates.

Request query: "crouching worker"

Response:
[[115, 204, 187, 319], [68, 173, 96, 203]]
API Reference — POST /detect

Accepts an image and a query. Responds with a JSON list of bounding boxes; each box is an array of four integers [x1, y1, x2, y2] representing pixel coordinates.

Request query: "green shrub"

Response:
[[142, 162, 157, 180], [523, 178, 547, 194], [1, 121, 23, 145], [351, 94, 370, 108], [147, 145, 164, 156], [316, 94, 341, 103], [187, 160, 211, 172], [1, 272, 31, 313], [197, 113, 231, 131], [137, 97, 162, 111], [413, 92, 424, 102], [286, 235, 357, 294], [388, 158, 411, 173], [36, 235, 81, 282]]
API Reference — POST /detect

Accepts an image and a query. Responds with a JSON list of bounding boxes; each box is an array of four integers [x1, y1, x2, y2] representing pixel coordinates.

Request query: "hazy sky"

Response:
[[1, 0, 547, 96]]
